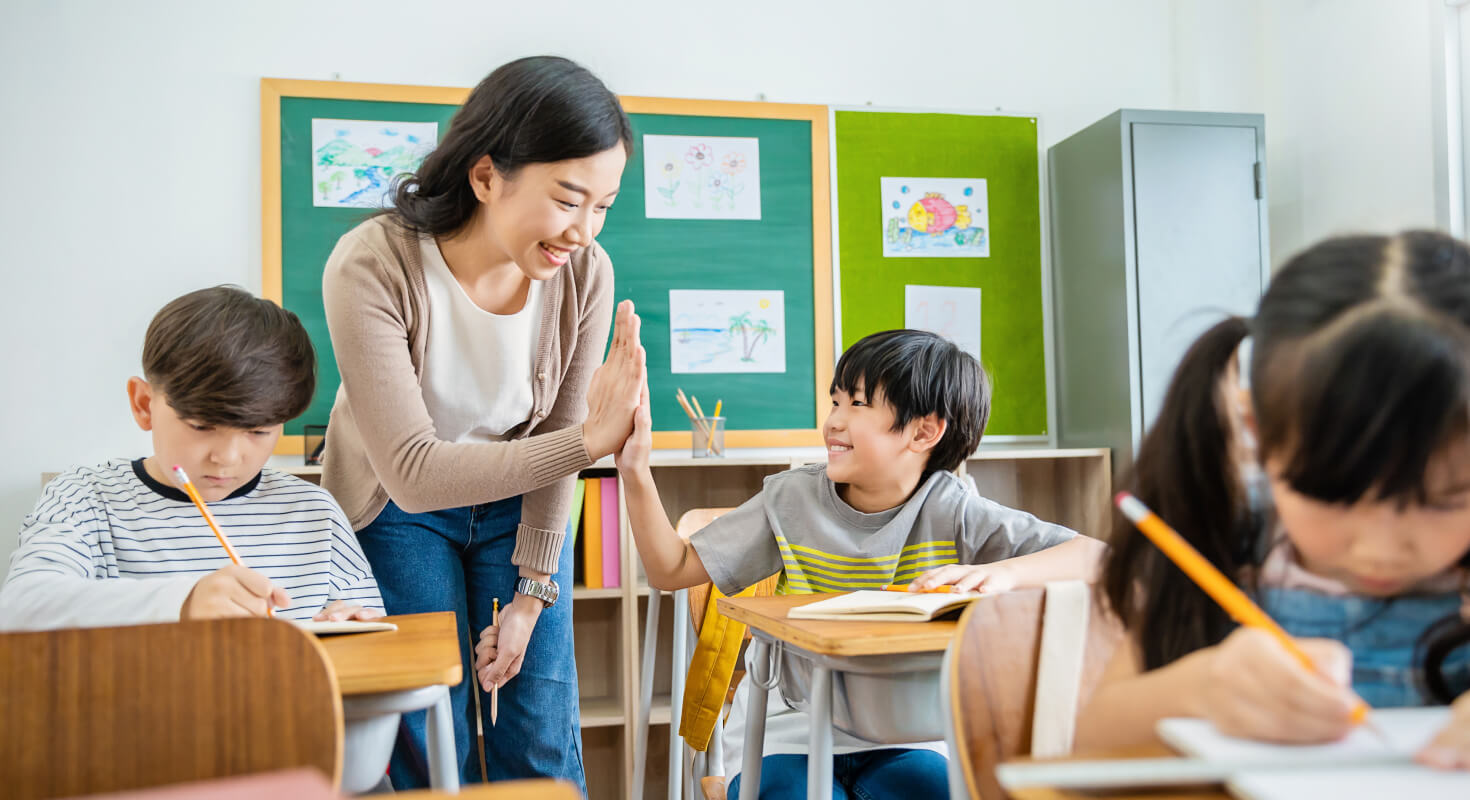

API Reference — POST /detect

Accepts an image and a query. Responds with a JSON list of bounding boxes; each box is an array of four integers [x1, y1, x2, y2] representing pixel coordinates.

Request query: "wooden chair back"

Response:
[[946, 585, 1123, 800], [0, 617, 343, 799]]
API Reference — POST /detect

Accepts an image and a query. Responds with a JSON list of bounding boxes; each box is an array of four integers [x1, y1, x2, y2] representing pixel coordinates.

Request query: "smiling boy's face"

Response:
[[824, 380, 933, 490], [126, 377, 281, 501]]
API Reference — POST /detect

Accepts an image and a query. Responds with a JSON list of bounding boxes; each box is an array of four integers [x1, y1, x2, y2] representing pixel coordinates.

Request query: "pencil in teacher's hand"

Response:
[[491, 597, 500, 726], [172, 465, 274, 618], [880, 583, 956, 594], [1114, 491, 1378, 732]]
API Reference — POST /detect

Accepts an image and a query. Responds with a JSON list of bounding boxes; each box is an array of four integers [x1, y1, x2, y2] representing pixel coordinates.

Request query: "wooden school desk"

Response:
[[63, 767, 577, 799], [717, 594, 959, 800], [317, 611, 463, 793]]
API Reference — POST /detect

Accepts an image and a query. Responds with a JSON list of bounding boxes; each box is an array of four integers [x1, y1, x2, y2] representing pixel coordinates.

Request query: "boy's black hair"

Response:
[[389, 56, 632, 236], [1100, 230, 1470, 702], [142, 286, 316, 429], [830, 329, 990, 474]]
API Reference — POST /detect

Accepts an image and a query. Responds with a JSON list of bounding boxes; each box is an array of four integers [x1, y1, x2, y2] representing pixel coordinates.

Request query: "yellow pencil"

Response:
[[1115, 491, 1376, 729], [713, 399, 722, 419], [172, 465, 273, 618], [880, 583, 955, 594], [491, 597, 499, 726]]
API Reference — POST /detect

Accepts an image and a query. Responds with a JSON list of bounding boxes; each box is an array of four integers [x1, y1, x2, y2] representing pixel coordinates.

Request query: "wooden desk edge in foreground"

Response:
[[316, 611, 463, 694]]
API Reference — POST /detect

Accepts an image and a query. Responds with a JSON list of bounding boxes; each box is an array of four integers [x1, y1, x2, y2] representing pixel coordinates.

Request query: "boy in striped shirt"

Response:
[[612, 329, 1104, 800], [0, 286, 383, 630]]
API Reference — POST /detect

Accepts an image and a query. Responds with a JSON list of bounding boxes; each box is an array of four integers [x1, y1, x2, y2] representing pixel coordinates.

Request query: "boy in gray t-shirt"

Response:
[[616, 329, 1104, 800]]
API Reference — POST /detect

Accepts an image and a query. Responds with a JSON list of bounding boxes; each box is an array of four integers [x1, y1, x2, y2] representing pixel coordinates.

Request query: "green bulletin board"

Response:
[[834, 110, 1048, 437], [263, 81, 832, 453]]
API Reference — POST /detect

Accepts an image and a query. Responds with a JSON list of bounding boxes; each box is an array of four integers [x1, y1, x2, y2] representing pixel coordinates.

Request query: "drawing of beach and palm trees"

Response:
[[669, 289, 786, 374]]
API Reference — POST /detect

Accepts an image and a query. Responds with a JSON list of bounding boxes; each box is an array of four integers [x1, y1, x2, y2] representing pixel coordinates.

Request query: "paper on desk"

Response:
[[1157, 707, 1446, 763], [292, 619, 398, 635], [1227, 766, 1470, 800]]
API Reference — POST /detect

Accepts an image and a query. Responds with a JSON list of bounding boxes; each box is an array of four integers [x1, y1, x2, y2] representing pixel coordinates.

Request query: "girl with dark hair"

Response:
[[320, 56, 644, 790], [1077, 230, 1470, 768]]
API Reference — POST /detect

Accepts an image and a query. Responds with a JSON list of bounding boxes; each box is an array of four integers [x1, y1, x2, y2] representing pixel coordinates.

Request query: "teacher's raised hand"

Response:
[[583, 300, 646, 459]]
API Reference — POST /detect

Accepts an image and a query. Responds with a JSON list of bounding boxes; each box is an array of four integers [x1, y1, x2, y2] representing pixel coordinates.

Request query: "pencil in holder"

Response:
[[304, 424, 327, 466], [692, 417, 725, 458]]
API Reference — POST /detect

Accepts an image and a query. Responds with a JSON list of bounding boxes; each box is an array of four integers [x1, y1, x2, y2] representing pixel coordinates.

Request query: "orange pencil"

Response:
[[491, 597, 500, 726], [879, 583, 956, 594], [1115, 491, 1376, 729], [172, 465, 274, 618]]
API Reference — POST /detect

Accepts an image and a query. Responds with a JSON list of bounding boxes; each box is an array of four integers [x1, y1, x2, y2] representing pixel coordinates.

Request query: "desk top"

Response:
[[1003, 746, 1228, 800], [716, 594, 958, 657], [316, 611, 462, 695]]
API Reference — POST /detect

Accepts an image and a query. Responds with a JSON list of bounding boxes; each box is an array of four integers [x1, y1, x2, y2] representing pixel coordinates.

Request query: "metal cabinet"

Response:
[[1048, 110, 1270, 481]]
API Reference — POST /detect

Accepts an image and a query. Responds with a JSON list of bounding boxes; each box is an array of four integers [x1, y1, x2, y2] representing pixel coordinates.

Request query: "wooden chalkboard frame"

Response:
[[261, 79, 831, 454]]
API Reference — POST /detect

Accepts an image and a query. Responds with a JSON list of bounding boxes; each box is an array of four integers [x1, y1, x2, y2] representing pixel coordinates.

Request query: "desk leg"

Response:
[[425, 685, 460, 792], [807, 667, 833, 800], [738, 639, 770, 800]]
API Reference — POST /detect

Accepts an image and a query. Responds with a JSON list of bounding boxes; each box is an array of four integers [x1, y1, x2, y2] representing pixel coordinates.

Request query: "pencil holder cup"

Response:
[[304, 424, 327, 466], [692, 417, 725, 458]]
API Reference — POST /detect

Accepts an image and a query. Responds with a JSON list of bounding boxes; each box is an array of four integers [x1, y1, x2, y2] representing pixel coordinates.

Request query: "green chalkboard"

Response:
[[834, 110, 1047, 437], [277, 96, 459, 437], [264, 81, 832, 452]]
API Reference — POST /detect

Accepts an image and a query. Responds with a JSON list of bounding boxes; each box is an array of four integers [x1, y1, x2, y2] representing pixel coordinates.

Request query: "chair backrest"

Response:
[[944, 583, 1123, 800], [676, 507, 736, 635], [0, 617, 344, 799]]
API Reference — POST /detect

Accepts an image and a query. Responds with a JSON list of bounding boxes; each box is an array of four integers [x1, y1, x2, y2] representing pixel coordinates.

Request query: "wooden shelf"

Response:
[[581, 697, 626, 728], [575, 587, 625, 600]]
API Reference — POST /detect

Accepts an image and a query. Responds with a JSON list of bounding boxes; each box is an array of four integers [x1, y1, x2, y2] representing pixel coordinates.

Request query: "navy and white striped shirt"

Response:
[[0, 459, 383, 630]]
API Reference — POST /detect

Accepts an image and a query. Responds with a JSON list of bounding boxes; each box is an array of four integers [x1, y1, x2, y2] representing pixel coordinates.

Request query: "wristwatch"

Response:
[[516, 576, 560, 608]]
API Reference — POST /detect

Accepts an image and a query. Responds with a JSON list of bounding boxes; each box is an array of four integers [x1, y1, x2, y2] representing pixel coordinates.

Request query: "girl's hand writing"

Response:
[[1196, 627, 1357, 743]]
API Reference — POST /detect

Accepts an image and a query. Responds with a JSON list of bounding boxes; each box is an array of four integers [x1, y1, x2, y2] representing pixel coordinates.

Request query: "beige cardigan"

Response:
[[320, 215, 612, 574]]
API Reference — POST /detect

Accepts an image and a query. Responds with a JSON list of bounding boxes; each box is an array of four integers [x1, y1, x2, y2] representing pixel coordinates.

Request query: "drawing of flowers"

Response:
[[685, 144, 714, 169], [727, 312, 776, 361], [655, 159, 682, 206], [720, 152, 746, 175], [706, 171, 743, 212]]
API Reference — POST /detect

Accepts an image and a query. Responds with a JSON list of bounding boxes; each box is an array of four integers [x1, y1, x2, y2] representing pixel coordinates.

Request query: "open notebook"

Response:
[[291, 619, 398, 635], [996, 708, 1470, 798], [786, 589, 979, 622]]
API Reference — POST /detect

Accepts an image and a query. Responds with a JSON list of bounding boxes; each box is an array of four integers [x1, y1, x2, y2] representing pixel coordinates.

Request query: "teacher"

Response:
[[320, 56, 642, 792]]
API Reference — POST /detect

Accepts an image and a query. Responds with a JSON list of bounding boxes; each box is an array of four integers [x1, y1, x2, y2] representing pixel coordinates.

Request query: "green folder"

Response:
[[568, 478, 586, 547]]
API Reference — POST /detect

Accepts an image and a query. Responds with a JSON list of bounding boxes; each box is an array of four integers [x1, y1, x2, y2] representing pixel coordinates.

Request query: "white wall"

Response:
[[0, 0, 1443, 571], [1260, 0, 1442, 267]]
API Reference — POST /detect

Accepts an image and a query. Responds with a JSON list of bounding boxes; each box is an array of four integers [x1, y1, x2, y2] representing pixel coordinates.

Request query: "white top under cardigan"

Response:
[[418, 235, 544, 443]]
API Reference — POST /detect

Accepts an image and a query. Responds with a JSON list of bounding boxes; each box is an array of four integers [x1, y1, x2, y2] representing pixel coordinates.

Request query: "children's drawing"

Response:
[[644, 135, 762, 220], [311, 119, 438, 208], [905, 284, 981, 362], [880, 177, 990, 257], [669, 289, 785, 374]]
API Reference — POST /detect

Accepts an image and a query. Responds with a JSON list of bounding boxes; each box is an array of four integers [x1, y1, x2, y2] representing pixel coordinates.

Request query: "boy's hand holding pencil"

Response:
[[181, 563, 291, 620]]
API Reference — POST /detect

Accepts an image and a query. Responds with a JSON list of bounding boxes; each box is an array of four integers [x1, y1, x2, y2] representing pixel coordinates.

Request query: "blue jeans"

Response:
[[357, 498, 584, 792], [727, 749, 949, 800]]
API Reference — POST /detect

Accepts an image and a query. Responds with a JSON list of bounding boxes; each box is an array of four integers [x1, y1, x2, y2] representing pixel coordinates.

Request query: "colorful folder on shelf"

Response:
[[568, 478, 586, 548], [600, 476, 620, 589], [583, 477, 603, 589]]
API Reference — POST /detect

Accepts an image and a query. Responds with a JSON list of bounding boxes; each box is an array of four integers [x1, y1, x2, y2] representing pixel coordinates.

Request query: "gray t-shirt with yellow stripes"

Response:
[[691, 463, 1076, 598]]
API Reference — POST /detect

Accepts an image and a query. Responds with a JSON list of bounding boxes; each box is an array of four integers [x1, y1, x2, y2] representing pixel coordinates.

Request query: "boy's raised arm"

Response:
[[616, 386, 712, 591]]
